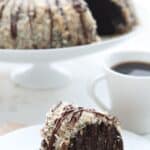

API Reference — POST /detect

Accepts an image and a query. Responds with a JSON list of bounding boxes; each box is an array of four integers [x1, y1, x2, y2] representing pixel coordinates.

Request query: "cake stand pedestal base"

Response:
[[11, 63, 71, 89]]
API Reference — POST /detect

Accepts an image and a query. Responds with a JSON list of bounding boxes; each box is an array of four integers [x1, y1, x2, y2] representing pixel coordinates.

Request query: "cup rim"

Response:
[[104, 50, 150, 79]]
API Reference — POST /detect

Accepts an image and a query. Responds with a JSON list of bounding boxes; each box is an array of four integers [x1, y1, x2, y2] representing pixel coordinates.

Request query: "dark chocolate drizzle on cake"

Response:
[[10, 0, 23, 39], [27, 2, 37, 26], [0, 5, 5, 19], [72, 0, 88, 43], [48, 106, 75, 150], [51, 101, 62, 112], [55, 0, 63, 47], [27, 0, 37, 48], [0, 0, 9, 19], [69, 108, 84, 125], [46, 103, 120, 149], [55, 0, 71, 44], [46, 0, 53, 48]]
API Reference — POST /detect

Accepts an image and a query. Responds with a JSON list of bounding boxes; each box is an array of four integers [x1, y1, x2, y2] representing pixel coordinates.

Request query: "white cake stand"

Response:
[[0, 27, 139, 89]]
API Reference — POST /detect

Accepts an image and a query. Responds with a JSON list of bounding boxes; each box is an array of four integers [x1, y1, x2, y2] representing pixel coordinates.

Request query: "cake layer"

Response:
[[85, 0, 137, 35], [40, 102, 123, 150], [0, 0, 98, 49]]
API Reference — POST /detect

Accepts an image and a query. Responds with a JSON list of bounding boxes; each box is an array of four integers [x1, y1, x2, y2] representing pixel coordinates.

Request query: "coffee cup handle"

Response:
[[89, 74, 111, 112]]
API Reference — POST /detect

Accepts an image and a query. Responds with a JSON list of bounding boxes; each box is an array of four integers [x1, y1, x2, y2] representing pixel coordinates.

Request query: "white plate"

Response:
[[0, 125, 150, 150]]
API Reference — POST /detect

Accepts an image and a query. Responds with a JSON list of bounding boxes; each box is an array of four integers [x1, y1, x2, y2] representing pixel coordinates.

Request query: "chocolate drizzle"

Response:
[[47, 103, 119, 149], [55, 0, 71, 44], [0, 5, 5, 19], [69, 109, 83, 125], [0, 0, 9, 19], [27, 0, 37, 48], [10, 0, 23, 39], [48, 106, 75, 150], [10, 13, 19, 39], [51, 101, 62, 112], [46, 0, 53, 48], [72, 0, 88, 43]]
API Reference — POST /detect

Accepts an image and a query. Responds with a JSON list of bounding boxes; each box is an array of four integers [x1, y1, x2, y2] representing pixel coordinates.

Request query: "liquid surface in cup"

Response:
[[112, 62, 150, 76]]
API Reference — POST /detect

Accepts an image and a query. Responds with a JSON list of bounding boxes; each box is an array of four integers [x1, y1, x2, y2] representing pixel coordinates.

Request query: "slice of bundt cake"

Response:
[[85, 0, 137, 35], [40, 102, 123, 150], [0, 0, 98, 49]]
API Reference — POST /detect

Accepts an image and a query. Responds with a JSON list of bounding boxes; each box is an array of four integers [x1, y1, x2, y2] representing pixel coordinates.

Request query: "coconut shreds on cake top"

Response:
[[0, 0, 98, 49], [40, 102, 123, 150]]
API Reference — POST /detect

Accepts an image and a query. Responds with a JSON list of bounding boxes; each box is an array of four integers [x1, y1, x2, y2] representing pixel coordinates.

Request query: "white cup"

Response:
[[90, 51, 150, 134]]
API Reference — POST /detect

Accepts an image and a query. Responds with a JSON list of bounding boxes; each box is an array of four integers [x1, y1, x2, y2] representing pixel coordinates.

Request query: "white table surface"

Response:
[[0, 0, 150, 140]]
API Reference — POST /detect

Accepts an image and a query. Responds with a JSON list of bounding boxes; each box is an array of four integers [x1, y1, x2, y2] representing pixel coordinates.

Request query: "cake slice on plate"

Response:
[[40, 102, 123, 150]]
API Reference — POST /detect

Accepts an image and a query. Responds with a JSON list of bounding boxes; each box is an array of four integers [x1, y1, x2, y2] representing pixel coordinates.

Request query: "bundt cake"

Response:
[[85, 0, 137, 35], [0, 0, 98, 49], [0, 0, 137, 49], [40, 102, 123, 150]]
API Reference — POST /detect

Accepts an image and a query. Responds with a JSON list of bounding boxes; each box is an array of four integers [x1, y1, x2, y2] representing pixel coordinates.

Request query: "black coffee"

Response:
[[112, 62, 150, 76]]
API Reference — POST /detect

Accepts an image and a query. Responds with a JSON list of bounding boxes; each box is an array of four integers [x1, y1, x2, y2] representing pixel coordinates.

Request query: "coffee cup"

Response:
[[89, 51, 150, 134]]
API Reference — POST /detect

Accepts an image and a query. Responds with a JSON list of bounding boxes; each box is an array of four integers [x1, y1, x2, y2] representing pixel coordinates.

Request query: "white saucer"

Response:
[[0, 125, 150, 150]]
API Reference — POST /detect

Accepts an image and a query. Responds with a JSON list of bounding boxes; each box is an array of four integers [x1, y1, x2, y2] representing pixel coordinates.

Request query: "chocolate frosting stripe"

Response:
[[10, 0, 23, 39], [46, 0, 53, 48], [55, 0, 71, 44], [27, 0, 37, 48], [0, 0, 10, 19], [72, 0, 88, 43], [52, 101, 62, 112], [48, 107, 75, 149], [55, 0, 63, 47], [69, 108, 83, 125]]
